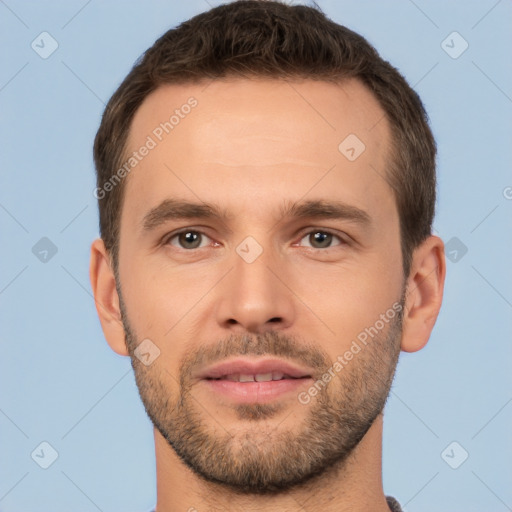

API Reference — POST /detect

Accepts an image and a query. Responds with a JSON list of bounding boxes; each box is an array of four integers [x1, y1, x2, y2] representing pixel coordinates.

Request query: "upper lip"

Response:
[[194, 357, 314, 380]]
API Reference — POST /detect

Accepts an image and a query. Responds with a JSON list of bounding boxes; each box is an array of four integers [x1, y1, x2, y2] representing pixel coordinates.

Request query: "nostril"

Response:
[[268, 317, 281, 323]]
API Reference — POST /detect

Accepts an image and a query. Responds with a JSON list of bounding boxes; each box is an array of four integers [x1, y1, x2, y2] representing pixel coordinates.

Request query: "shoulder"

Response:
[[386, 496, 403, 512]]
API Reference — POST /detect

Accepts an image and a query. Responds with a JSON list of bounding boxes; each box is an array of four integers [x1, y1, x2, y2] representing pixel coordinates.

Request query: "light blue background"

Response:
[[1, 1, 511, 511]]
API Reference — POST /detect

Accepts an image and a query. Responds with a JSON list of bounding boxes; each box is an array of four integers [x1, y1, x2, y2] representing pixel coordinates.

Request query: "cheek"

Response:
[[290, 256, 402, 354], [120, 254, 221, 345]]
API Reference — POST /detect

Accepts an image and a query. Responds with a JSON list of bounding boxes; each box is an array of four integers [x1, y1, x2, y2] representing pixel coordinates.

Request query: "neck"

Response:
[[153, 414, 391, 512]]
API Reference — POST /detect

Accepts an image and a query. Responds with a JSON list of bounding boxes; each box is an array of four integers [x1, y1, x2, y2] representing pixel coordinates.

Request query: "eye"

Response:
[[166, 230, 212, 250], [298, 230, 344, 249]]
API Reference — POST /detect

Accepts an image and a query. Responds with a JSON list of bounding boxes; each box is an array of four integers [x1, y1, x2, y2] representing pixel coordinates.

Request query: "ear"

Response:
[[89, 238, 129, 356], [401, 235, 446, 353]]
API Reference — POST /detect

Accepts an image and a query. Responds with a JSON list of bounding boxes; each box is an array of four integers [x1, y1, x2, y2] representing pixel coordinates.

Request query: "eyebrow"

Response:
[[279, 199, 371, 226], [141, 198, 371, 233], [141, 199, 233, 232]]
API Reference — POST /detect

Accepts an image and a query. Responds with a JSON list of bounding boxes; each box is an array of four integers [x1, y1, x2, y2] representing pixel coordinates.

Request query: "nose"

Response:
[[215, 244, 296, 334]]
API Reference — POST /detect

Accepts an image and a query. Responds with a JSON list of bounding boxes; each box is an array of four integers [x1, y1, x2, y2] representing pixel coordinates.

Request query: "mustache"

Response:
[[179, 331, 331, 379]]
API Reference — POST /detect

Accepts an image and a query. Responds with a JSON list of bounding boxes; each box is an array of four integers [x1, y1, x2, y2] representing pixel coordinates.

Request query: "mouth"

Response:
[[195, 358, 314, 404], [206, 371, 303, 382]]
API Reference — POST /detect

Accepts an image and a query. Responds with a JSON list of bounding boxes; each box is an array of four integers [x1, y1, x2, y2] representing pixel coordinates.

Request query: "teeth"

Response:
[[218, 372, 292, 382], [255, 373, 272, 382]]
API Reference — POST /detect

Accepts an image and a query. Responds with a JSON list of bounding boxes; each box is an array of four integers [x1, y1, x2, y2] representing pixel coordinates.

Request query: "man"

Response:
[[89, 1, 445, 510]]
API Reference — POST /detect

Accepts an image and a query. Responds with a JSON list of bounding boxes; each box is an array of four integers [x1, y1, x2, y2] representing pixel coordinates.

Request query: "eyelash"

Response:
[[163, 228, 347, 250]]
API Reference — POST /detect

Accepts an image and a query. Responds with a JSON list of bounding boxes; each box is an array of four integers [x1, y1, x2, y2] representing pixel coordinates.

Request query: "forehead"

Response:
[[122, 78, 394, 229], [128, 77, 389, 156]]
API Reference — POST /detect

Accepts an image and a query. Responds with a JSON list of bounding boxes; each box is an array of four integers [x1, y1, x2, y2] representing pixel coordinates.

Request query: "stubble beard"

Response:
[[119, 296, 403, 495]]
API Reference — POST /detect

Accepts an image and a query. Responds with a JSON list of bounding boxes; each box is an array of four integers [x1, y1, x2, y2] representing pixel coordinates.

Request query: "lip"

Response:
[[194, 357, 314, 404], [194, 357, 314, 380]]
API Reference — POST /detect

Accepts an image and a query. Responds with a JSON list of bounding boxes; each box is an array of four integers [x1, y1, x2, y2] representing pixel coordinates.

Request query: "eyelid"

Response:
[[298, 227, 351, 245]]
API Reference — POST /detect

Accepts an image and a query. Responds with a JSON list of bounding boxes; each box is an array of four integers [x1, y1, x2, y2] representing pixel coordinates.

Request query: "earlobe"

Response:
[[400, 235, 446, 353], [89, 238, 129, 356]]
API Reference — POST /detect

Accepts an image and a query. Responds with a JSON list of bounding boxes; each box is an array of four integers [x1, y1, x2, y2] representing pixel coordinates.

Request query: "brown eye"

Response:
[[167, 231, 209, 249], [299, 230, 343, 249], [310, 232, 332, 248]]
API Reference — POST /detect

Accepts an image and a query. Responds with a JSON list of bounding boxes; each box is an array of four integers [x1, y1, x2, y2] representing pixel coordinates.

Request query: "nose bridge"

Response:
[[215, 235, 295, 332]]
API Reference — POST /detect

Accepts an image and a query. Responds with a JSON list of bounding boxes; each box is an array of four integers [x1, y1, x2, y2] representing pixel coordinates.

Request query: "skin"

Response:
[[90, 78, 445, 511]]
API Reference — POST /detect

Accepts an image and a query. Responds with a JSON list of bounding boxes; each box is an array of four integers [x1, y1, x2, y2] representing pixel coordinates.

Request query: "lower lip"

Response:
[[202, 378, 312, 403]]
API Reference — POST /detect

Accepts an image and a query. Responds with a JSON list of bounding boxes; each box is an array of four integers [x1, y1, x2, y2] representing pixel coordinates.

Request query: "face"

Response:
[[116, 78, 405, 493]]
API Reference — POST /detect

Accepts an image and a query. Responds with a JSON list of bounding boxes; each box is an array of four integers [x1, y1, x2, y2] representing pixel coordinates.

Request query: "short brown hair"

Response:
[[93, 0, 436, 277]]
